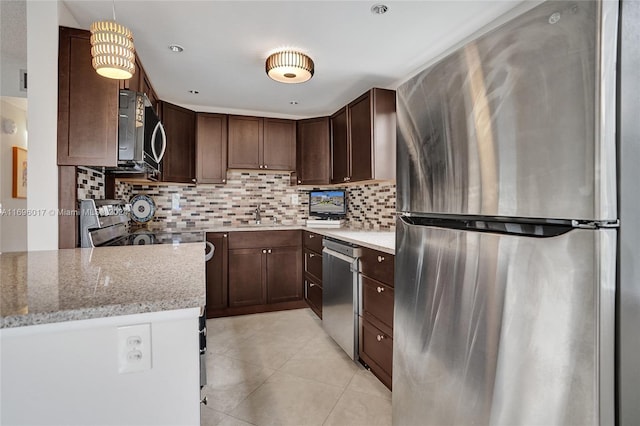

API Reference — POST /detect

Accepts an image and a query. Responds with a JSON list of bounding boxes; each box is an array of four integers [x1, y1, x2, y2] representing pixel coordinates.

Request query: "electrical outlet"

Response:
[[117, 323, 152, 374], [172, 193, 180, 210], [291, 194, 299, 205]]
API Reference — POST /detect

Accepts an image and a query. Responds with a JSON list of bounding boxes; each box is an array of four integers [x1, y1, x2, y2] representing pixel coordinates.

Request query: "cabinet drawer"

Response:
[[303, 231, 323, 253], [305, 277, 322, 319], [361, 276, 393, 336], [360, 318, 393, 389], [360, 247, 394, 286], [304, 249, 322, 281], [229, 230, 301, 249]]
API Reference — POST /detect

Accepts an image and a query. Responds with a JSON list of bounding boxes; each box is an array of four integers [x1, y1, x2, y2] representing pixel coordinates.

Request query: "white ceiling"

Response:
[[62, 0, 528, 119]]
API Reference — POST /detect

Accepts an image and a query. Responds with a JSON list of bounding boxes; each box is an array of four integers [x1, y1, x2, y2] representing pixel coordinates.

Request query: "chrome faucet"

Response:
[[254, 204, 261, 224]]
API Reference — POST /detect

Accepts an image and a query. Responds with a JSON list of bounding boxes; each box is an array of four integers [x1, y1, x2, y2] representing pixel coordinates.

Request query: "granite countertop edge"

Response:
[[0, 296, 205, 330]]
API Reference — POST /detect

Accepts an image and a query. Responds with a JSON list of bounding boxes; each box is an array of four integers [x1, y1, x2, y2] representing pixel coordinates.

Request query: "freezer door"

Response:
[[393, 219, 615, 425], [396, 0, 617, 221]]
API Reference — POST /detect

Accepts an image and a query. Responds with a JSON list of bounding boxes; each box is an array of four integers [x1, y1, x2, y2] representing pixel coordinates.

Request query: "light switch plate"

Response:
[[171, 193, 180, 210], [117, 323, 152, 374]]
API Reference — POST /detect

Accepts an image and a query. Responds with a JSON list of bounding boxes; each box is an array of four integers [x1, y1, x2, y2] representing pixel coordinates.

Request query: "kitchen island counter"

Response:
[[0, 243, 205, 329]]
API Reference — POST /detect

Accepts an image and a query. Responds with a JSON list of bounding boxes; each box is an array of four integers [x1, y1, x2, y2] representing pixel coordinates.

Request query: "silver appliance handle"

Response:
[[205, 241, 215, 262], [323, 247, 356, 264], [323, 247, 359, 273], [151, 121, 167, 163]]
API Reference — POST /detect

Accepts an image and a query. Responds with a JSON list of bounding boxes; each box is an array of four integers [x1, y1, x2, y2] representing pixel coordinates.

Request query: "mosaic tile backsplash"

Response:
[[77, 167, 105, 200], [115, 171, 396, 230]]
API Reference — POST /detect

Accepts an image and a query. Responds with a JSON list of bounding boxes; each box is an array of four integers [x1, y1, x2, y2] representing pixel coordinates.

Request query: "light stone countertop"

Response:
[[0, 243, 205, 329], [164, 224, 396, 254]]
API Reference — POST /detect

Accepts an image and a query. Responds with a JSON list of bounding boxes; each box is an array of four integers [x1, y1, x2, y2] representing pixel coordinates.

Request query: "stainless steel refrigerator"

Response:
[[394, 0, 639, 424]]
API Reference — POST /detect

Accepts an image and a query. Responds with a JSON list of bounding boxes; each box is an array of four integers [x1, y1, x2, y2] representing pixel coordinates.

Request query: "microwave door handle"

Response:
[[151, 121, 167, 163]]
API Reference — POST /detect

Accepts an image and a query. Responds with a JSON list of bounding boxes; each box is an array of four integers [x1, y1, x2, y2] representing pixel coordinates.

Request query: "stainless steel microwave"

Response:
[[108, 90, 166, 178]]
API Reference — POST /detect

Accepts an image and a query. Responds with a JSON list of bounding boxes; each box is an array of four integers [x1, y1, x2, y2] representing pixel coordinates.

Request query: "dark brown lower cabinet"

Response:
[[360, 318, 393, 390], [303, 231, 323, 318], [208, 230, 305, 317], [205, 233, 228, 316], [228, 248, 266, 308], [304, 278, 322, 318], [267, 246, 303, 303], [361, 276, 394, 336], [359, 248, 395, 390]]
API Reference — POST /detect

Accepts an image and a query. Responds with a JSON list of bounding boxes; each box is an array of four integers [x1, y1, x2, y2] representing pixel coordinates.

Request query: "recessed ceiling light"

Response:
[[189, 90, 199, 94], [168, 44, 184, 53], [290, 101, 298, 105], [371, 4, 388, 15]]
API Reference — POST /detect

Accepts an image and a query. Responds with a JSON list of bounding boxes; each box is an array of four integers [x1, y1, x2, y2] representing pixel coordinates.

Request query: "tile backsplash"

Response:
[[77, 167, 105, 200], [115, 171, 396, 230]]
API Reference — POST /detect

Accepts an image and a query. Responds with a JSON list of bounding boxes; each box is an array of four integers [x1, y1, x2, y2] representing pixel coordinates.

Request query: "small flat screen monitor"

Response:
[[309, 190, 347, 218]]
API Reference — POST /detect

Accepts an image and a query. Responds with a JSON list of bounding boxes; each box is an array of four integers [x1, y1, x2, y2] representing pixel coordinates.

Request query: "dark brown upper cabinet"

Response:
[[58, 27, 119, 167], [196, 113, 228, 184], [330, 107, 349, 184], [228, 115, 296, 171], [161, 101, 196, 183], [331, 88, 396, 183], [296, 117, 331, 185]]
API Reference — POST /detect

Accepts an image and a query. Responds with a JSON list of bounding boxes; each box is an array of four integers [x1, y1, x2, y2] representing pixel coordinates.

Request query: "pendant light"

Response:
[[265, 50, 314, 84], [90, 1, 135, 80]]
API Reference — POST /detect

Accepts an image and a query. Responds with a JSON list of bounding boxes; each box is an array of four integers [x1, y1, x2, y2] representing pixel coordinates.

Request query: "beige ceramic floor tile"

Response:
[[201, 406, 256, 426], [322, 389, 392, 426], [292, 334, 353, 361], [267, 314, 325, 340], [202, 354, 275, 413], [223, 330, 310, 370], [229, 371, 344, 426], [279, 353, 360, 388], [346, 369, 392, 401]]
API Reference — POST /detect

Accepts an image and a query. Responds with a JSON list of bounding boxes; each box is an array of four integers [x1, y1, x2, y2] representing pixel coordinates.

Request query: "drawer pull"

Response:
[[376, 334, 385, 342], [376, 286, 385, 293], [309, 283, 316, 288], [377, 255, 385, 263], [309, 253, 315, 258]]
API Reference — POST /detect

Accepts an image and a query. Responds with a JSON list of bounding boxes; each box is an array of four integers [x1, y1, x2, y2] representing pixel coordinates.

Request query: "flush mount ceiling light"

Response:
[[90, 2, 135, 80], [265, 50, 314, 84], [168, 44, 184, 53]]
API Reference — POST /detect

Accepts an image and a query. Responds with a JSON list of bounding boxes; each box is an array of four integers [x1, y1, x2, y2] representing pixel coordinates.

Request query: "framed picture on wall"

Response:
[[12, 146, 27, 199]]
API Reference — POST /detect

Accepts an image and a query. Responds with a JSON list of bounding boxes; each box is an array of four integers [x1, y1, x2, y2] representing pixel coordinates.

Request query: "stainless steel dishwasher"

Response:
[[322, 238, 362, 361]]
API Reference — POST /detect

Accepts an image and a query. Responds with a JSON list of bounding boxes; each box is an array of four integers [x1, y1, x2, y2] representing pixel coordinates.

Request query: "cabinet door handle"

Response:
[[264, 165, 268, 169], [262, 249, 267, 254], [223, 234, 227, 238], [309, 283, 316, 288], [377, 255, 385, 263], [343, 177, 348, 182], [222, 179, 226, 183], [376, 286, 385, 293], [376, 334, 385, 342], [309, 234, 315, 239], [259, 165, 264, 169], [309, 253, 315, 258], [192, 178, 197, 183], [298, 180, 302, 184], [268, 249, 272, 254]]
